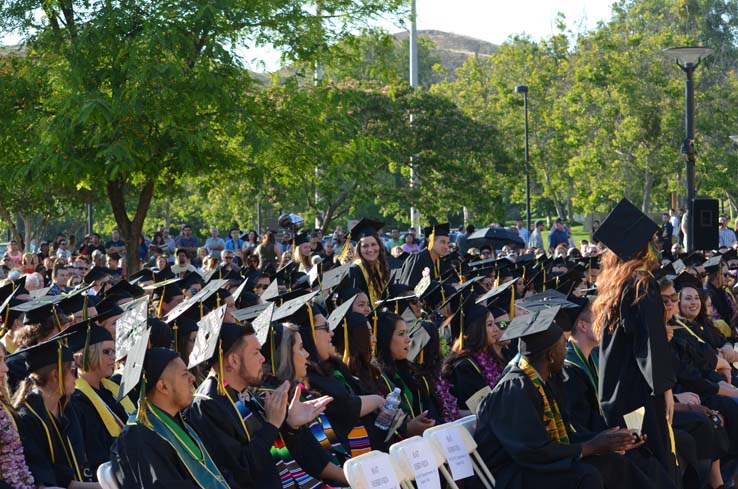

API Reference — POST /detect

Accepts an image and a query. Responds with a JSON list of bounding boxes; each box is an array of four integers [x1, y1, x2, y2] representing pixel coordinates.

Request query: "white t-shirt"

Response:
[[670, 215, 679, 236]]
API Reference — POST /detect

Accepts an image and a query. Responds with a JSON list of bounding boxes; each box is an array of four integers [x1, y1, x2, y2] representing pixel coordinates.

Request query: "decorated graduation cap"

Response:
[[327, 295, 357, 363], [188, 305, 249, 395], [272, 290, 321, 357], [518, 291, 584, 332], [231, 302, 270, 322], [164, 279, 228, 325], [252, 303, 278, 374], [320, 263, 351, 292], [703, 255, 723, 275], [501, 305, 564, 357], [260, 278, 280, 301], [593, 198, 660, 262], [83, 266, 111, 285], [115, 297, 149, 361]]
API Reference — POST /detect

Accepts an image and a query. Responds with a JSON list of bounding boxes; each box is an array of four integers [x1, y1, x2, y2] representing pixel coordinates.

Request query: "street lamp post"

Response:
[[514, 85, 531, 236], [663, 46, 712, 252]]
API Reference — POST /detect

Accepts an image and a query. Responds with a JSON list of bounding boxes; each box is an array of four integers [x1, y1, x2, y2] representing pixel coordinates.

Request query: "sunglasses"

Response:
[[224, 256, 233, 260], [661, 293, 678, 303]]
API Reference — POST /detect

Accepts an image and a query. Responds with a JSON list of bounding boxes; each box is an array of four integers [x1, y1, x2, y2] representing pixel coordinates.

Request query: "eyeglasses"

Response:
[[102, 348, 115, 356], [314, 324, 330, 332], [661, 293, 678, 303], [724, 273, 733, 278]]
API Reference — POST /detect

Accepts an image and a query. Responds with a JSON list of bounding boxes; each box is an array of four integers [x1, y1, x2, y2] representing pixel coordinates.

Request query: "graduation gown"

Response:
[[16, 392, 91, 487], [110, 406, 226, 489], [475, 366, 659, 489], [184, 377, 281, 488], [598, 277, 677, 476], [448, 357, 488, 411], [706, 282, 734, 324], [70, 381, 129, 477], [398, 249, 449, 288], [561, 344, 607, 433]]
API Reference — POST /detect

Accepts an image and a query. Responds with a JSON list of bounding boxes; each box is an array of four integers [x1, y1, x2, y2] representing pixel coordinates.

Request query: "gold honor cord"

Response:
[[342, 318, 350, 364]]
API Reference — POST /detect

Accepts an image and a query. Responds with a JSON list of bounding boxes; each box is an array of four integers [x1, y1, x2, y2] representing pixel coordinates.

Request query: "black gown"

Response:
[[562, 360, 607, 433], [448, 356, 491, 412], [111, 411, 203, 488], [398, 249, 450, 288], [598, 277, 677, 479], [16, 392, 91, 487], [706, 282, 733, 324], [70, 382, 129, 478], [475, 366, 660, 489], [184, 376, 280, 488]]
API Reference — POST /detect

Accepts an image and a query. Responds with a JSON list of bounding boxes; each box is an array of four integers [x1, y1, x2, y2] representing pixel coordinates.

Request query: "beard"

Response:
[[239, 361, 263, 388]]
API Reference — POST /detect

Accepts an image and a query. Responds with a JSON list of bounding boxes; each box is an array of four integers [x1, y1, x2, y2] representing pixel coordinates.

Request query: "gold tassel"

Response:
[[52, 306, 61, 329], [428, 228, 436, 252], [509, 287, 515, 320], [459, 263, 464, 284], [217, 339, 226, 396], [82, 295, 88, 321], [136, 376, 151, 428], [419, 350, 424, 364], [157, 292, 165, 318], [199, 301, 204, 319], [494, 274, 500, 288], [57, 342, 64, 396], [0, 305, 10, 338], [372, 312, 378, 358], [543, 269, 547, 291], [269, 327, 276, 375], [216, 292, 221, 308], [394, 302, 398, 314], [307, 305, 316, 347], [342, 318, 350, 364], [338, 232, 352, 262], [459, 309, 465, 350], [82, 324, 91, 371], [173, 321, 179, 352]]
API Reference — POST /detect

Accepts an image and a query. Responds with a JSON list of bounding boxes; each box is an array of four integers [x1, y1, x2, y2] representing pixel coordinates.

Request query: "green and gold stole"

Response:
[[137, 404, 229, 489], [518, 357, 570, 444]]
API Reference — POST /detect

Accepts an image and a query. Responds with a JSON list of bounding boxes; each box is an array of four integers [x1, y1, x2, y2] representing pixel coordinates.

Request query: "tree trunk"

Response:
[[107, 178, 156, 276], [642, 166, 653, 214], [0, 208, 21, 245]]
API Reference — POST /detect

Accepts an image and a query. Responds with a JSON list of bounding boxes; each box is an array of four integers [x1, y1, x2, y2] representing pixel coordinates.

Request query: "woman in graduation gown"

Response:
[[297, 302, 386, 455], [343, 219, 390, 309], [0, 343, 35, 489], [12, 339, 97, 488], [438, 303, 504, 422], [374, 312, 435, 436], [592, 198, 678, 482], [68, 325, 128, 479]]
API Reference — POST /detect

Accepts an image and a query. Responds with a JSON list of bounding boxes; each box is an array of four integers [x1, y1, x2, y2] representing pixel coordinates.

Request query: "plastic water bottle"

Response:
[[375, 388, 402, 430]]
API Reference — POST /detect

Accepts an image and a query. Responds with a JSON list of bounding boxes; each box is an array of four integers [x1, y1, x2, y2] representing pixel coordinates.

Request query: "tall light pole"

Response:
[[408, 0, 419, 231], [514, 84, 531, 235], [663, 46, 712, 252]]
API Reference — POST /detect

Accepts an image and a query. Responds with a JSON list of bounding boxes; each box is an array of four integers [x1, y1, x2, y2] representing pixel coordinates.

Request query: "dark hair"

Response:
[[441, 306, 494, 379], [375, 312, 416, 394], [354, 234, 390, 296], [335, 313, 380, 392]]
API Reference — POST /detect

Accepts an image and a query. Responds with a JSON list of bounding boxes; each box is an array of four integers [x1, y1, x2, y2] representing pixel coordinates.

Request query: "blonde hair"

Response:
[[74, 341, 109, 374]]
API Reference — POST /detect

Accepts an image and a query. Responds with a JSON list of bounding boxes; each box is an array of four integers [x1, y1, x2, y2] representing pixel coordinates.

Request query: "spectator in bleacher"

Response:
[[105, 229, 127, 256], [205, 226, 225, 260], [175, 224, 199, 258]]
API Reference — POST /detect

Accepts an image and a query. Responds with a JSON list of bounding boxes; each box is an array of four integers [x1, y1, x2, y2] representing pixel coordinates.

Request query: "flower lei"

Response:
[[436, 350, 502, 422], [0, 404, 34, 489]]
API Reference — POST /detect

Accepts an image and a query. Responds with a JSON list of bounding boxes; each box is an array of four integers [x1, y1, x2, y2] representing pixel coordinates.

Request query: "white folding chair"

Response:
[[344, 450, 410, 489], [455, 414, 478, 436], [424, 423, 495, 489], [96, 461, 121, 489], [390, 435, 459, 489]]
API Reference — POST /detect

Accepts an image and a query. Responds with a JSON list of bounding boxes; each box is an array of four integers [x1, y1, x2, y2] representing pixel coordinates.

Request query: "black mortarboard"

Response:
[[148, 278, 184, 301], [128, 268, 154, 285], [721, 249, 738, 262], [58, 285, 95, 316], [349, 218, 384, 240], [12, 337, 74, 374], [703, 255, 722, 275], [673, 272, 703, 292], [684, 252, 706, 267], [518, 291, 583, 332], [104, 280, 146, 300], [593, 198, 659, 261], [163, 279, 227, 324], [15, 299, 63, 326], [202, 288, 231, 311], [148, 318, 173, 349], [65, 320, 114, 353], [423, 223, 450, 238], [83, 267, 111, 285], [543, 269, 584, 297], [115, 297, 149, 361], [179, 271, 205, 291], [143, 348, 179, 391], [327, 295, 357, 333], [501, 306, 564, 356], [293, 233, 309, 246]]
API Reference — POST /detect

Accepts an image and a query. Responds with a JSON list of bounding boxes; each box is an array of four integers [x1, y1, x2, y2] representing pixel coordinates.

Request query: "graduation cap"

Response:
[[703, 255, 723, 275], [57, 285, 95, 316], [475, 278, 518, 314], [231, 302, 270, 322], [9, 334, 75, 395], [179, 271, 205, 291], [272, 290, 320, 323], [293, 233, 309, 246], [260, 278, 280, 301], [518, 291, 583, 332], [115, 297, 149, 361], [593, 198, 659, 261], [721, 248, 738, 263], [201, 287, 232, 311], [64, 319, 114, 370], [673, 271, 703, 292], [272, 291, 321, 357], [543, 269, 584, 297], [153, 267, 176, 282], [128, 268, 154, 285], [501, 305, 564, 356], [83, 267, 111, 285], [683, 251, 706, 267], [163, 279, 228, 324], [104, 280, 146, 301], [673, 259, 687, 276], [445, 298, 488, 349], [252, 303, 280, 374], [320, 263, 351, 292], [407, 322, 432, 363], [14, 299, 64, 327], [116, 323, 152, 401], [174, 318, 200, 355], [28, 287, 52, 300]]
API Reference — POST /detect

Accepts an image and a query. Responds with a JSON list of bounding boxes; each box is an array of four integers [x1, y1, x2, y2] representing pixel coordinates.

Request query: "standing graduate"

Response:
[[342, 219, 391, 308], [11, 337, 97, 488], [474, 307, 657, 489], [592, 198, 678, 482], [67, 321, 128, 478], [110, 336, 229, 488], [398, 223, 452, 288]]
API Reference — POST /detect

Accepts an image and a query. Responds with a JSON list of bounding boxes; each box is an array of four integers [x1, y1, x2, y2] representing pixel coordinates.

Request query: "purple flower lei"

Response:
[[0, 404, 34, 489], [436, 350, 502, 423]]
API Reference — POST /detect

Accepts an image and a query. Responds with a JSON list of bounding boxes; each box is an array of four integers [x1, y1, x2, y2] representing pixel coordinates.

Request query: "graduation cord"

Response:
[[0, 303, 10, 338], [674, 318, 705, 344], [380, 373, 416, 418], [26, 402, 84, 481]]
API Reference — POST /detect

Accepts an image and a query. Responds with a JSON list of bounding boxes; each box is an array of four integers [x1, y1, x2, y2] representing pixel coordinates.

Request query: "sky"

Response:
[[2, 0, 617, 71]]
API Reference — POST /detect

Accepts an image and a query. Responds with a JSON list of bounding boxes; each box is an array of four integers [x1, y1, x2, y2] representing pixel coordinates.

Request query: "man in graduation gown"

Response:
[[184, 311, 333, 488], [398, 223, 452, 288], [475, 307, 661, 489], [110, 346, 229, 489]]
